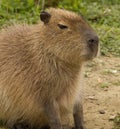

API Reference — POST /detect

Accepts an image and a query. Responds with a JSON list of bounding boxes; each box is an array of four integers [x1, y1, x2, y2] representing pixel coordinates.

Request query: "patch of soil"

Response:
[[84, 56, 120, 129]]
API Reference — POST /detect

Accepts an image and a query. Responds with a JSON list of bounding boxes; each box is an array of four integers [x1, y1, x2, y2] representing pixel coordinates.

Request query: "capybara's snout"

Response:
[[84, 29, 99, 57]]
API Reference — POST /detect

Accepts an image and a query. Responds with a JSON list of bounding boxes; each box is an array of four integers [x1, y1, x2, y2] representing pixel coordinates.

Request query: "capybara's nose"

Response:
[[87, 35, 99, 52], [88, 35, 99, 47]]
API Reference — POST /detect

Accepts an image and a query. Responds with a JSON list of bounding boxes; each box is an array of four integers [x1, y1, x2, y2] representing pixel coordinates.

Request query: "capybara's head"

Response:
[[40, 8, 99, 65]]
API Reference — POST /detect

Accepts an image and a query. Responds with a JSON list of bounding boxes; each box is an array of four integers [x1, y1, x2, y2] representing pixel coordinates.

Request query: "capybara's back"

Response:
[[0, 8, 99, 129]]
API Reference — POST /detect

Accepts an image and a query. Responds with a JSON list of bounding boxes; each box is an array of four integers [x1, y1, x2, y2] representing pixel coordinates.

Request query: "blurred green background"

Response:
[[0, 0, 120, 56]]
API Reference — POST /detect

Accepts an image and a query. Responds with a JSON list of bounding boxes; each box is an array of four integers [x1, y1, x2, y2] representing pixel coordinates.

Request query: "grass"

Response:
[[113, 114, 120, 129], [99, 82, 110, 88], [0, 0, 120, 57]]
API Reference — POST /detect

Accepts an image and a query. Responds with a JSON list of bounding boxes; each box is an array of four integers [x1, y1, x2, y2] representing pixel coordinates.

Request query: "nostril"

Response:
[[88, 39, 96, 45], [88, 36, 99, 46]]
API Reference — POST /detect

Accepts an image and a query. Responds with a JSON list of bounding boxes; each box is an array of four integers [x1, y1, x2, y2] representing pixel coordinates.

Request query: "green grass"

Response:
[[0, 0, 120, 56], [0, 0, 40, 27], [114, 114, 120, 129], [99, 82, 110, 88]]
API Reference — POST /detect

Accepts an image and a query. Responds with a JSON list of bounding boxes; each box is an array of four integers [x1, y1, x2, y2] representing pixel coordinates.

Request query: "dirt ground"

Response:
[[84, 56, 120, 129]]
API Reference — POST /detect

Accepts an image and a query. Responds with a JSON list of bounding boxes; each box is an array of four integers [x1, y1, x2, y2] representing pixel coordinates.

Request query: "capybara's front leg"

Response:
[[44, 100, 62, 129], [73, 102, 86, 129]]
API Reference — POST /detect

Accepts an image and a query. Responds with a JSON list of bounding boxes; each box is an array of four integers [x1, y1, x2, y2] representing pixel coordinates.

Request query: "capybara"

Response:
[[0, 8, 99, 129]]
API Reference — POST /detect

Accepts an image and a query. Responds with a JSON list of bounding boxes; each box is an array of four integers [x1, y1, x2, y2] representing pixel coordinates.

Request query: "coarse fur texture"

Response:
[[0, 8, 99, 129]]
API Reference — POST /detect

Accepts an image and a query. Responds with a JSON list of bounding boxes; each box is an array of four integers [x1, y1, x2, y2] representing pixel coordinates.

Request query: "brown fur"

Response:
[[0, 8, 98, 129]]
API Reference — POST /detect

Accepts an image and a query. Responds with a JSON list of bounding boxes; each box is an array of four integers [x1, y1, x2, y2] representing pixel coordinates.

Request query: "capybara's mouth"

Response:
[[92, 46, 99, 57], [84, 46, 99, 61]]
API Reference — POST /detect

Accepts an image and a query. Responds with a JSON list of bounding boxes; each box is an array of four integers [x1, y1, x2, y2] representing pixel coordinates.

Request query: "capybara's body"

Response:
[[0, 8, 99, 129]]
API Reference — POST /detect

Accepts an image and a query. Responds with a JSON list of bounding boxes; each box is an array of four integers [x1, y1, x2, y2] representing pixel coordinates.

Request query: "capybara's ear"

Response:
[[40, 11, 51, 24]]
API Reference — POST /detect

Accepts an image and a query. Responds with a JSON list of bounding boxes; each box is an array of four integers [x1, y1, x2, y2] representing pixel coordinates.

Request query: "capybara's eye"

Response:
[[57, 24, 68, 29]]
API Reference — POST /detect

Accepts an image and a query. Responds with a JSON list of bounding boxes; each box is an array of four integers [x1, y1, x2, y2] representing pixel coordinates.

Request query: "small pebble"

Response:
[[111, 69, 117, 74], [88, 96, 97, 100], [109, 115, 116, 121], [99, 110, 105, 114], [104, 88, 108, 91]]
